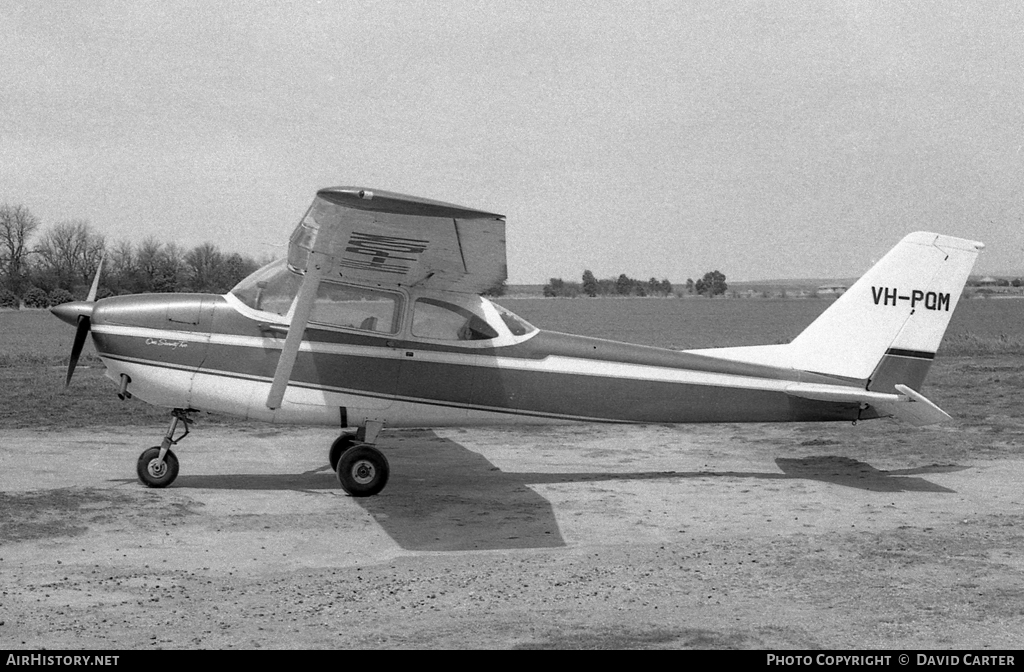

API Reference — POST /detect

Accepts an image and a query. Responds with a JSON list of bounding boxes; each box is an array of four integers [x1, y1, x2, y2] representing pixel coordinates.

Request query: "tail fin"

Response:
[[695, 232, 984, 390], [787, 232, 983, 387]]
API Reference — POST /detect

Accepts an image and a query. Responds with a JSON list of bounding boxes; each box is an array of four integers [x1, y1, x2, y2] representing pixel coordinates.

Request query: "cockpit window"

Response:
[[310, 282, 401, 334], [412, 297, 499, 341], [230, 259, 302, 317]]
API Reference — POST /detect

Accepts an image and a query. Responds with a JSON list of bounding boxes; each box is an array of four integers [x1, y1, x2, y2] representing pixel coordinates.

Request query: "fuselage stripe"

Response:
[[92, 324, 859, 394], [99, 353, 627, 424]]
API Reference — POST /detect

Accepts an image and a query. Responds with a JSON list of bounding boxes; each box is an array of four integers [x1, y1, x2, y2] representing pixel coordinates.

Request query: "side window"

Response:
[[412, 298, 499, 341], [310, 283, 401, 334]]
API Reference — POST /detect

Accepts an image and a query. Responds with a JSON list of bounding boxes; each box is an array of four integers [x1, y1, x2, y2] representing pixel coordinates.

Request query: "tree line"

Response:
[[1, 202, 732, 307], [0, 203, 264, 309], [543, 269, 727, 298]]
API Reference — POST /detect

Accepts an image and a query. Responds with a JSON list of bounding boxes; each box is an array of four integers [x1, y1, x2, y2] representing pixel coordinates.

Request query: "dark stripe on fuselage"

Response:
[[90, 293, 865, 424], [100, 352, 626, 423]]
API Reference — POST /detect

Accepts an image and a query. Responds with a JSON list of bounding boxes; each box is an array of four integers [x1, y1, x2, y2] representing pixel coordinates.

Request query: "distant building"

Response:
[[817, 285, 847, 296]]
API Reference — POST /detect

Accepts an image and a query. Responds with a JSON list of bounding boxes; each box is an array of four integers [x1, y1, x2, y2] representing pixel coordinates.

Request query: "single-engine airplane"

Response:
[[52, 187, 984, 496]]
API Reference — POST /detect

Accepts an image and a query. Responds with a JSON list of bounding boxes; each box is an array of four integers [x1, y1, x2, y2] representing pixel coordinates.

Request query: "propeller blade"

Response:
[[65, 315, 91, 387], [57, 254, 104, 387], [86, 254, 105, 302]]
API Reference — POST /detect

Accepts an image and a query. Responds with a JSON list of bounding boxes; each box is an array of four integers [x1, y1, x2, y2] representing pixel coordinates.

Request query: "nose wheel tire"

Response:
[[137, 447, 179, 488], [336, 445, 389, 497]]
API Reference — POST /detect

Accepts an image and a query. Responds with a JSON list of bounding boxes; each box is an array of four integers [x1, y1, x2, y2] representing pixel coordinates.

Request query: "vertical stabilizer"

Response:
[[787, 232, 983, 383], [692, 232, 983, 391]]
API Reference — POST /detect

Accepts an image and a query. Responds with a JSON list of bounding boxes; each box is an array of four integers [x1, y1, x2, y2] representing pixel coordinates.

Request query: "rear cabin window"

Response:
[[412, 298, 499, 341], [310, 283, 402, 334]]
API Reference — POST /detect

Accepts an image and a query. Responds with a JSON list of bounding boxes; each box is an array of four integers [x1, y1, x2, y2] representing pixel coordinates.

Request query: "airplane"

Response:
[[51, 186, 984, 497]]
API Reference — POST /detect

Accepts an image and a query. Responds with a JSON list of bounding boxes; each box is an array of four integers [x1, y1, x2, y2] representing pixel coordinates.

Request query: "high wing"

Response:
[[288, 187, 506, 293], [267, 187, 506, 409]]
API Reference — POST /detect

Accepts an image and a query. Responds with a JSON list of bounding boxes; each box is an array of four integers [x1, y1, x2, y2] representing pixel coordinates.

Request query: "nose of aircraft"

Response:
[[51, 300, 95, 327]]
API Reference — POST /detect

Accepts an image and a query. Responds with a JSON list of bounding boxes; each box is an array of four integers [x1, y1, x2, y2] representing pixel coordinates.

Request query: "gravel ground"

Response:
[[2, 373, 1024, 650]]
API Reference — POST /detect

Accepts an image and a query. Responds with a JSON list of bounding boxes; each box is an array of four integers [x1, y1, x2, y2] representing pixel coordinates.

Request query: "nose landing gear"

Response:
[[137, 408, 194, 488]]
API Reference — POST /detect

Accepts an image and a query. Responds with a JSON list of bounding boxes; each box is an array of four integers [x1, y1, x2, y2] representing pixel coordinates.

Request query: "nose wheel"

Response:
[[137, 409, 193, 488], [137, 446, 179, 488]]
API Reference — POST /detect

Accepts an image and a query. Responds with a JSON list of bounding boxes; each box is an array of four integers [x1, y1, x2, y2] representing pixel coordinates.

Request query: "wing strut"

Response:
[[266, 252, 327, 410]]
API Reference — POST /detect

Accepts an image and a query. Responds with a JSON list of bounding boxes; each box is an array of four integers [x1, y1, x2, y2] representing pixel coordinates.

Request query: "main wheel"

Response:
[[336, 445, 389, 497], [137, 446, 179, 488], [329, 435, 357, 472]]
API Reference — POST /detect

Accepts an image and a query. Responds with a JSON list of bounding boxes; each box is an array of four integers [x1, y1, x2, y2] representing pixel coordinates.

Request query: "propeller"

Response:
[[51, 256, 104, 387]]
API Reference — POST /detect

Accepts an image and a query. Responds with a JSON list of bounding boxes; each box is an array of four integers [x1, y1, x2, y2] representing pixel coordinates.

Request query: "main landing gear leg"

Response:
[[330, 420, 390, 497], [136, 409, 194, 488]]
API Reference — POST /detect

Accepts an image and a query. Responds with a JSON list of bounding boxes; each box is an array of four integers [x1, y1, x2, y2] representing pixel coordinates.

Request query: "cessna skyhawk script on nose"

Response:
[[51, 187, 984, 497]]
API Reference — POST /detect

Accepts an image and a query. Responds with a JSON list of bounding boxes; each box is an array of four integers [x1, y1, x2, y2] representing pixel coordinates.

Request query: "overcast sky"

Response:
[[3, 1, 1022, 283]]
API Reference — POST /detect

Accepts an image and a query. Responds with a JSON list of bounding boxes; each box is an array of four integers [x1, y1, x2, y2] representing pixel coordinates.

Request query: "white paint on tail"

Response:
[[691, 231, 984, 381]]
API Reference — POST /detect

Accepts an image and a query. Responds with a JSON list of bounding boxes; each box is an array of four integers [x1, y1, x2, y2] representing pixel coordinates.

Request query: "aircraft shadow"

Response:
[[773, 456, 962, 493], [169, 433, 962, 552], [173, 472, 338, 491]]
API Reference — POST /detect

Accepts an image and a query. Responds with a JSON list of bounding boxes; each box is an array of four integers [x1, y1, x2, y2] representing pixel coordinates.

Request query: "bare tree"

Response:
[[218, 252, 259, 293], [107, 239, 138, 294], [159, 242, 187, 292], [0, 203, 40, 297], [35, 220, 105, 294], [134, 236, 163, 292], [132, 237, 185, 292], [185, 242, 223, 292]]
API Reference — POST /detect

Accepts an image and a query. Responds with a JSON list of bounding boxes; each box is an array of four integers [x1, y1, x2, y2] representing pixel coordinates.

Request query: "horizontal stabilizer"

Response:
[[784, 382, 952, 427], [881, 384, 953, 427]]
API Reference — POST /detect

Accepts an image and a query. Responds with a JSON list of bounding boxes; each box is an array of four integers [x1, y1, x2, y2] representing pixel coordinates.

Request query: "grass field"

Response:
[[1, 297, 1022, 430], [500, 296, 1024, 354]]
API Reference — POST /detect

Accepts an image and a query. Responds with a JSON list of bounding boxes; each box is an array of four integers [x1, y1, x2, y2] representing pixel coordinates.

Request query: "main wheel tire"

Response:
[[336, 445, 389, 497], [329, 435, 357, 472], [136, 446, 179, 488]]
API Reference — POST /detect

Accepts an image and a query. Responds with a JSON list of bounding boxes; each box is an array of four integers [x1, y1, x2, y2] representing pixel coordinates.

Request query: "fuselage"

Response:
[[81, 290, 874, 429]]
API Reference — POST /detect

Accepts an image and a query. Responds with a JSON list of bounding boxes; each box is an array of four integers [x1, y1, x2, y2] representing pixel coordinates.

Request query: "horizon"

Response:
[[3, 2, 1021, 284], [509, 270, 1024, 289]]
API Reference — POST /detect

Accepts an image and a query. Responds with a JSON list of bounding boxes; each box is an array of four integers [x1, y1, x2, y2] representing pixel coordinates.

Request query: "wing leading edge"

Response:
[[287, 187, 507, 294]]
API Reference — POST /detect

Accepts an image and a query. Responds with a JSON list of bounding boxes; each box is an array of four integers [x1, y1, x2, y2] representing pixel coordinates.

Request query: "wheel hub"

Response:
[[351, 460, 376, 485], [147, 459, 167, 479]]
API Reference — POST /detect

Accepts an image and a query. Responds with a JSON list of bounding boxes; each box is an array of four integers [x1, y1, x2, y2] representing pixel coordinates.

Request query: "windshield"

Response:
[[230, 259, 302, 316], [492, 303, 536, 336]]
